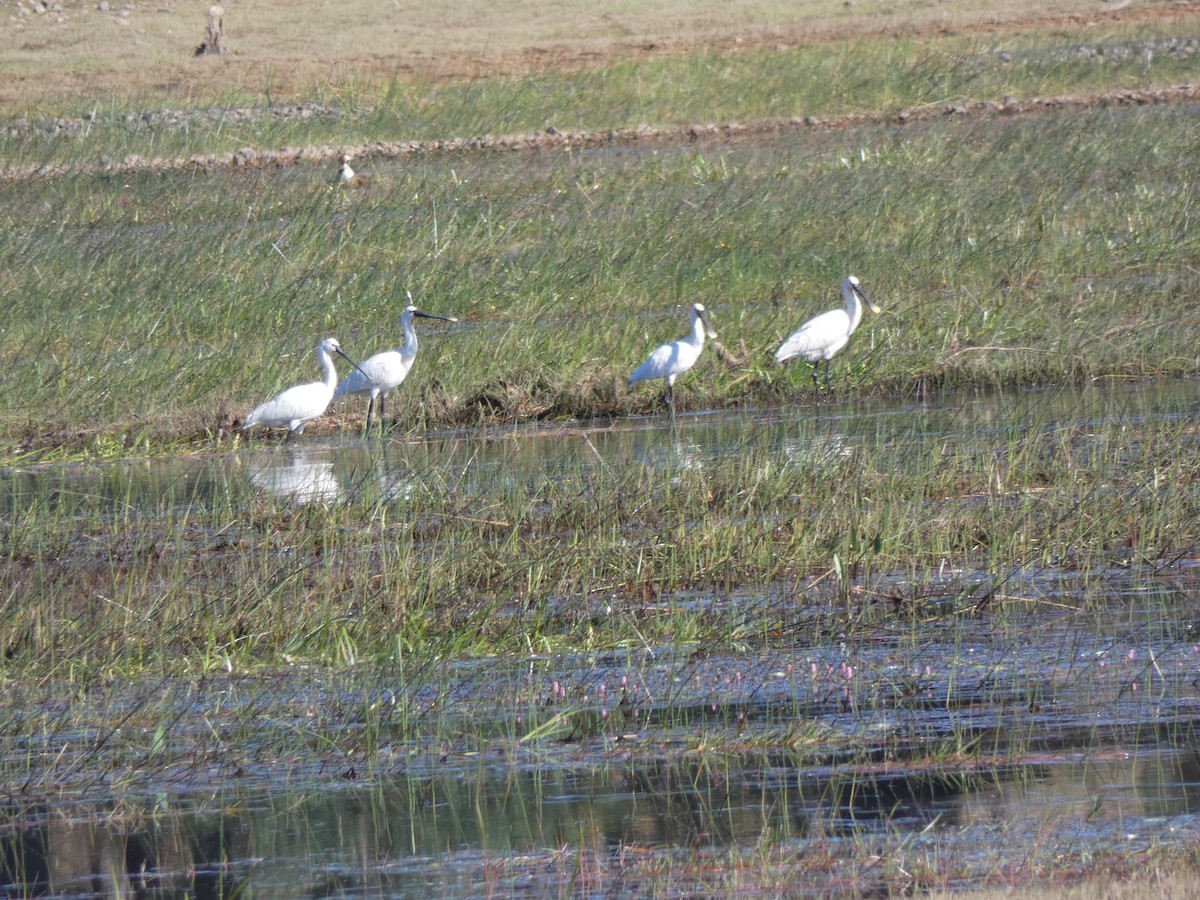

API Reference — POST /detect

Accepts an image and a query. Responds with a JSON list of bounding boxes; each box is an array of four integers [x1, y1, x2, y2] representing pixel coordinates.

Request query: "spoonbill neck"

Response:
[[318, 347, 340, 391], [843, 283, 866, 333], [400, 316, 420, 360]]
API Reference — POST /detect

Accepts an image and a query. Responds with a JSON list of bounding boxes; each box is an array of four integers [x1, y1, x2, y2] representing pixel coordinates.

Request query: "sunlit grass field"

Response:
[[2, 11, 1199, 458], [1, 4, 1199, 674], [0, 0, 1181, 111], [3, 5, 1200, 892], [0, 0, 1197, 691], [1, 91, 1198, 455]]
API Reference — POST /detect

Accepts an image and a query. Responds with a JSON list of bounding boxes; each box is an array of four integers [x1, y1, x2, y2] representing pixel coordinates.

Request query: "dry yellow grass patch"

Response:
[[0, 0, 1185, 112]]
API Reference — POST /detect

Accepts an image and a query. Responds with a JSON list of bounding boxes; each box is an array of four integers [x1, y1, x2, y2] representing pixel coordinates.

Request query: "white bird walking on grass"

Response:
[[243, 337, 366, 438], [775, 275, 880, 388], [333, 304, 457, 430], [629, 303, 717, 413]]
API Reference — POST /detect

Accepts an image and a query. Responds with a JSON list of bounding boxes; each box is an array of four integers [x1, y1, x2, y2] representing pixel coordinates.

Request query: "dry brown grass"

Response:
[[0, 0, 1188, 112]]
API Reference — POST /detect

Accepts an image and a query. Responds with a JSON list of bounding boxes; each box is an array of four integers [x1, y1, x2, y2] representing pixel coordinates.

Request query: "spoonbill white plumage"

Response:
[[774, 275, 880, 388], [629, 303, 717, 412], [243, 337, 365, 438], [332, 305, 457, 429]]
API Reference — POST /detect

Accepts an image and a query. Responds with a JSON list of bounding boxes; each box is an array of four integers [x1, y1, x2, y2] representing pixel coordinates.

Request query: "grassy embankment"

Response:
[[0, 18, 1198, 455]]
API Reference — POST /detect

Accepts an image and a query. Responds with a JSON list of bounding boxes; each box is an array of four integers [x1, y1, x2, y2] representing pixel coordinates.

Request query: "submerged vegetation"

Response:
[[3, 382, 1200, 893], [4, 383, 1198, 677], [2, 2, 1200, 894]]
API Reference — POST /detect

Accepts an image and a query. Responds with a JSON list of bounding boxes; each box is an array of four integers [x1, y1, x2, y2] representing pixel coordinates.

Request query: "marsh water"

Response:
[[11, 377, 1199, 512], [4, 379, 1200, 896]]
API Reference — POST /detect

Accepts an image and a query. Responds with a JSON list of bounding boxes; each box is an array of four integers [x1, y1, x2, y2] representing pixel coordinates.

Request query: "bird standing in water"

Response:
[[333, 305, 457, 431], [243, 337, 366, 439], [629, 303, 717, 414], [775, 275, 880, 388]]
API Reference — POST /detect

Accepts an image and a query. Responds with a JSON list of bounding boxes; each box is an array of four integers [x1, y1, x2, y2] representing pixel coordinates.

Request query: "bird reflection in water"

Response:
[[248, 446, 343, 504]]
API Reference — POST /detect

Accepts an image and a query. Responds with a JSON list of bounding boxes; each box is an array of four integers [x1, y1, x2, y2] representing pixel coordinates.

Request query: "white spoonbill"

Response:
[[629, 303, 717, 413], [243, 337, 366, 438], [333, 305, 457, 429], [775, 275, 880, 388]]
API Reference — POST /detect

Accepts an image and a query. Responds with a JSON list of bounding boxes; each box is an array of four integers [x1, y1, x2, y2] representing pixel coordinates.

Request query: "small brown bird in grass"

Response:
[[336, 154, 369, 188]]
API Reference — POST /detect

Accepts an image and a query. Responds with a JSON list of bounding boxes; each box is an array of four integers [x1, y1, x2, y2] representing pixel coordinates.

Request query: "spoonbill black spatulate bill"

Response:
[[775, 275, 879, 388], [243, 337, 366, 438], [629, 303, 717, 414], [333, 305, 457, 430]]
